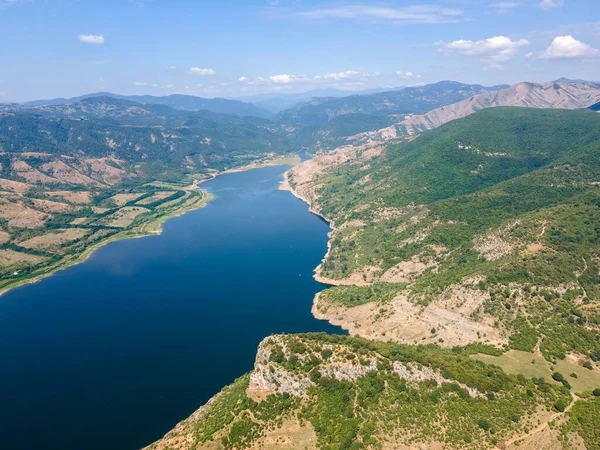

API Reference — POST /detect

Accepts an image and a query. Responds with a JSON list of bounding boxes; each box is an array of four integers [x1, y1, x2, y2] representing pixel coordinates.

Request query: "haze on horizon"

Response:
[[1, 0, 599, 103]]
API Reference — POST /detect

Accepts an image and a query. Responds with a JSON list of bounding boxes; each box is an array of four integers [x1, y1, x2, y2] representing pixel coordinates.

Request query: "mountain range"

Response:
[[348, 81, 600, 144], [21, 92, 274, 119]]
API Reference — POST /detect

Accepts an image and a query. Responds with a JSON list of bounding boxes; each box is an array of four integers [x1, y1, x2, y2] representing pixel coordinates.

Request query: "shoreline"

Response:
[[0, 191, 212, 298], [279, 169, 341, 287], [0, 155, 300, 298]]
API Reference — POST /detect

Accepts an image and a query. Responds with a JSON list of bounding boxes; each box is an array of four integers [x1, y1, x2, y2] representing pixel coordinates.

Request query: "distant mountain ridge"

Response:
[[20, 92, 273, 118], [276, 81, 510, 128], [350, 81, 600, 143], [233, 86, 408, 113]]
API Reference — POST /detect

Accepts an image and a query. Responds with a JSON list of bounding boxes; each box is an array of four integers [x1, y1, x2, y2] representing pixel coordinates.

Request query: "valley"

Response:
[[2, 79, 600, 450]]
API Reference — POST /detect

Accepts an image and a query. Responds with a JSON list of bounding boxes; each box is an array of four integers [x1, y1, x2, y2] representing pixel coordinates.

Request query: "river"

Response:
[[0, 164, 341, 450]]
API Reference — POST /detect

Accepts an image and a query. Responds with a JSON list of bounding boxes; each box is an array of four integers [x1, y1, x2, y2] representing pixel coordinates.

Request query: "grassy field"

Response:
[[473, 350, 600, 394]]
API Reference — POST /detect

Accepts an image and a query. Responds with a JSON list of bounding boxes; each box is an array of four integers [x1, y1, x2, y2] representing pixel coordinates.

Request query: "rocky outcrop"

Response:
[[248, 335, 482, 398]]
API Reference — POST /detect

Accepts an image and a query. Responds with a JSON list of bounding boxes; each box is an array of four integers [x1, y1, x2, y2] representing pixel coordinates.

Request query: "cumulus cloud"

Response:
[[266, 4, 463, 24], [438, 35, 530, 67], [78, 34, 105, 44], [396, 71, 421, 79], [238, 76, 248, 82], [189, 67, 216, 76], [533, 35, 599, 59], [540, 0, 563, 10], [269, 74, 306, 83]]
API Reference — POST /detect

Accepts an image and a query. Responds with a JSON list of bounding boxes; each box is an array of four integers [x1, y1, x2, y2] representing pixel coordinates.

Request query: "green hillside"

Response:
[[0, 98, 293, 177]]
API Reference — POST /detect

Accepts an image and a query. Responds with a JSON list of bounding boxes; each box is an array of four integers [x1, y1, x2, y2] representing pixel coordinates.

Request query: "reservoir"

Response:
[[0, 164, 341, 450]]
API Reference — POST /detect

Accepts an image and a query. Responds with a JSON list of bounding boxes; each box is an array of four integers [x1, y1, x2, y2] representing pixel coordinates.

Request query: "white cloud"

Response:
[[189, 67, 216, 76], [396, 71, 421, 79], [438, 35, 530, 67], [269, 74, 306, 84], [134, 81, 148, 86], [166, 66, 177, 71], [540, 0, 563, 10], [315, 70, 359, 80], [489, 2, 519, 14], [78, 34, 105, 45], [238, 76, 248, 82], [266, 4, 463, 24], [536, 35, 599, 59]]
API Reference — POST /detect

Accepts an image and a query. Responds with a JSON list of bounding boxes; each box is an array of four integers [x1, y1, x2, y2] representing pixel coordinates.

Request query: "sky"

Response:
[[0, 0, 599, 102]]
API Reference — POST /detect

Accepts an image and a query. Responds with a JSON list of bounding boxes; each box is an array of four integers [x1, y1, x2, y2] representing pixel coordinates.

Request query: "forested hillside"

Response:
[[286, 107, 600, 362]]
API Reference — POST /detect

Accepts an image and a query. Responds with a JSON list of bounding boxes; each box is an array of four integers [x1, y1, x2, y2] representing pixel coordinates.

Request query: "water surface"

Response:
[[0, 165, 341, 450]]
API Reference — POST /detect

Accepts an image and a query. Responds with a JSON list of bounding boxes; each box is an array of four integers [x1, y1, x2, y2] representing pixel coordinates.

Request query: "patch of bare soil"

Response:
[[0, 230, 9, 244], [474, 232, 514, 261], [380, 255, 437, 283], [316, 264, 382, 286], [75, 158, 130, 185], [313, 283, 505, 348], [382, 442, 445, 450], [250, 417, 318, 450], [0, 249, 46, 268], [17, 229, 88, 251], [30, 198, 75, 214], [136, 191, 174, 205], [0, 178, 29, 194], [45, 190, 92, 204], [11, 160, 57, 184], [40, 160, 104, 187], [103, 206, 149, 228], [0, 199, 48, 228], [109, 193, 144, 206]]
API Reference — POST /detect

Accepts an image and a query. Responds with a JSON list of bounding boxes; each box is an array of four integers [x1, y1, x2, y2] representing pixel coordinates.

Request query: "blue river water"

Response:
[[0, 164, 342, 450]]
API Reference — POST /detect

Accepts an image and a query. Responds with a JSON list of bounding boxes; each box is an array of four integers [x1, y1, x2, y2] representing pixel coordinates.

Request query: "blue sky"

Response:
[[1, 0, 599, 102]]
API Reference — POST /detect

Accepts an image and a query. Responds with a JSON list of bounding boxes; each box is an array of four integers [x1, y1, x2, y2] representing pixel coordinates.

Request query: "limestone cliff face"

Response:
[[350, 81, 600, 143], [248, 335, 481, 399]]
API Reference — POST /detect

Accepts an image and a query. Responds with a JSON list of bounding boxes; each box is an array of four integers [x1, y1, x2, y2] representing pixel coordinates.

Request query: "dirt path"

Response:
[[504, 395, 578, 447]]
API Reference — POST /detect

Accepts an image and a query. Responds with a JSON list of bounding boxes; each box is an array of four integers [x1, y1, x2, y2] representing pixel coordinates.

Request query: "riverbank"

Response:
[[0, 190, 212, 297], [0, 155, 300, 298]]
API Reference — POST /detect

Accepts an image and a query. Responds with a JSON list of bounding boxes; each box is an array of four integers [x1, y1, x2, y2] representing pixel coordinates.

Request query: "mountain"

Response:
[[555, 77, 600, 85], [0, 97, 291, 176], [350, 81, 600, 143], [21, 92, 273, 118], [276, 81, 510, 128], [234, 87, 408, 113]]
